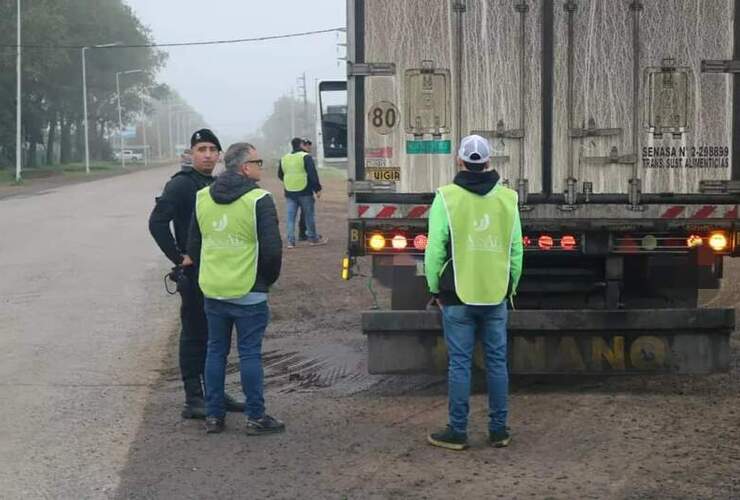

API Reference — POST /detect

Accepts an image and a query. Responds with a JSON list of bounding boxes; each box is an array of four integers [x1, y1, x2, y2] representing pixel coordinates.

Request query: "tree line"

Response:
[[0, 0, 197, 168]]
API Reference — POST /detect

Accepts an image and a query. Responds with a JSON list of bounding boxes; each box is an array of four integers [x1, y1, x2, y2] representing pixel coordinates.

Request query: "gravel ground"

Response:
[[1, 163, 737, 499]]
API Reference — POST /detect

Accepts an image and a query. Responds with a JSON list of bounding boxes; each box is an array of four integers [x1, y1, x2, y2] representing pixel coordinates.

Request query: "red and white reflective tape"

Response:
[[660, 205, 739, 219], [355, 204, 430, 219]]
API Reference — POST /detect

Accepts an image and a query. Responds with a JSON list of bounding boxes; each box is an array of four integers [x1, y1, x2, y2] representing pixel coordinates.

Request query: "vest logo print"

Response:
[[212, 214, 228, 232], [467, 234, 503, 252], [473, 213, 491, 232]]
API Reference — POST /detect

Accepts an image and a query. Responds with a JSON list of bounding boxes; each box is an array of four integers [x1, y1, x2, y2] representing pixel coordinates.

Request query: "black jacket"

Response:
[[149, 166, 214, 265], [187, 170, 282, 293], [438, 169, 502, 306], [277, 149, 322, 199]]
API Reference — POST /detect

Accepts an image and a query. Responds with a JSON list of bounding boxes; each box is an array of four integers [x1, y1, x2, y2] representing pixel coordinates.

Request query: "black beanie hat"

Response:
[[191, 128, 222, 151]]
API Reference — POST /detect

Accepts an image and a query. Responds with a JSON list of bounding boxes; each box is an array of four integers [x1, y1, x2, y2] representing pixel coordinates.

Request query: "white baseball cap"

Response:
[[458, 134, 491, 164]]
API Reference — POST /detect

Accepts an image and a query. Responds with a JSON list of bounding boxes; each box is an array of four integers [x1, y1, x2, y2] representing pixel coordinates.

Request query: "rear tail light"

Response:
[[708, 232, 728, 252], [687, 234, 703, 248], [391, 234, 408, 250], [538, 235, 554, 250], [522, 236, 532, 247], [413, 234, 428, 251], [560, 235, 576, 250], [368, 233, 386, 251], [366, 231, 427, 253]]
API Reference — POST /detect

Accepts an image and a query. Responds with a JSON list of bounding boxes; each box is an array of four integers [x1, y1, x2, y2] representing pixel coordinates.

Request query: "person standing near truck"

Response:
[[187, 142, 284, 435], [149, 129, 245, 419], [278, 137, 326, 248], [424, 134, 523, 451]]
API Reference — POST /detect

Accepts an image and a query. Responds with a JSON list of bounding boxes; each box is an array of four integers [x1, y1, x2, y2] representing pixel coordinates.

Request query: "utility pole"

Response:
[[290, 89, 296, 138], [336, 29, 347, 68], [167, 101, 174, 158], [15, 0, 22, 183], [156, 111, 162, 159], [297, 72, 308, 137], [140, 94, 148, 167]]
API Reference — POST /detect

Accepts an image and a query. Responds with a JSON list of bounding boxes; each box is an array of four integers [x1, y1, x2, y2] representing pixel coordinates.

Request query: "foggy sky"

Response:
[[124, 0, 346, 145]]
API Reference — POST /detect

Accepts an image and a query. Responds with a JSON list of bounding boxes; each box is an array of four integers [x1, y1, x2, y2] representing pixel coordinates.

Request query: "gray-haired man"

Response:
[[187, 143, 284, 435]]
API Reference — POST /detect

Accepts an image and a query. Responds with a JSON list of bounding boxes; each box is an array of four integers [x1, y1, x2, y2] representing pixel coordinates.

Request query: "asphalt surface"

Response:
[[0, 165, 179, 498]]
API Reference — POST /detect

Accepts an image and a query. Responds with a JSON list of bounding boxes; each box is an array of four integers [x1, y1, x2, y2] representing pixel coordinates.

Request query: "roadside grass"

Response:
[[0, 160, 172, 185]]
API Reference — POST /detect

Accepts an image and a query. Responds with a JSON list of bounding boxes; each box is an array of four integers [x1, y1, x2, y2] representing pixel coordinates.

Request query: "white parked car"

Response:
[[113, 149, 144, 161]]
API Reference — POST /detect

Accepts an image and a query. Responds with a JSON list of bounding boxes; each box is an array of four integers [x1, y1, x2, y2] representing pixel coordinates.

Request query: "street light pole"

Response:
[[82, 42, 120, 174], [116, 71, 124, 168], [115, 69, 144, 168], [16, 0, 21, 183], [140, 94, 148, 167]]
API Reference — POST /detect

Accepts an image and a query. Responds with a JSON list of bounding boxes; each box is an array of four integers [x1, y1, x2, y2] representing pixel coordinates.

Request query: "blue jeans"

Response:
[[441, 302, 508, 434], [286, 195, 317, 245], [203, 298, 269, 419]]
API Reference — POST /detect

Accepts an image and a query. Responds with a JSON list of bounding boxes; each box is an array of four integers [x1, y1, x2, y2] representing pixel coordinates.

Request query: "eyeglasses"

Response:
[[245, 159, 263, 168]]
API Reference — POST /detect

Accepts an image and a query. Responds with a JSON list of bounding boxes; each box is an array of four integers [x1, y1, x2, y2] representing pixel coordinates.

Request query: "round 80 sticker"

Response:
[[368, 101, 399, 135]]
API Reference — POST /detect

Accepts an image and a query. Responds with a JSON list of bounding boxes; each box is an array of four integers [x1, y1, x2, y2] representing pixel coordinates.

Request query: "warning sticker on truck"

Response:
[[366, 146, 394, 158], [366, 166, 400, 181], [641, 145, 730, 169]]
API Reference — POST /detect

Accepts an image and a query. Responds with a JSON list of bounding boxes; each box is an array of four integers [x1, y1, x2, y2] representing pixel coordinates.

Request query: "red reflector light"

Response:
[[413, 234, 428, 251], [538, 235, 554, 250], [561, 235, 576, 250]]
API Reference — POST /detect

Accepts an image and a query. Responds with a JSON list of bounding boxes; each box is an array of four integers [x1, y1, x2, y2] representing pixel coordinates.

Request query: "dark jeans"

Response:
[[203, 298, 269, 419], [441, 302, 509, 434], [177, 268, 208, 386], [298, 209, 307, 240], [286, 195, 318, 245]]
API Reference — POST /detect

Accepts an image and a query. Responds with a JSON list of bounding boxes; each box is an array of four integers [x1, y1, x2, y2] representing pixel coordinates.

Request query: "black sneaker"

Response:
[[181, 398, 206, 420], [246, 414, 285, 436], [489, 429, 511, 448], [224, 393, 245, 413], [427, 426, 468, 451], [205, 416, 225, 434]]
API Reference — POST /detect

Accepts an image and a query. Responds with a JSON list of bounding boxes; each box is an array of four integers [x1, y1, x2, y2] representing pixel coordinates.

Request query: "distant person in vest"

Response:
[[424, 134, 523, 451], [278, 137, 327, 248], [296, 138, 313, 242], [149, 128, 245, 420], [187, 142, 284, 435]]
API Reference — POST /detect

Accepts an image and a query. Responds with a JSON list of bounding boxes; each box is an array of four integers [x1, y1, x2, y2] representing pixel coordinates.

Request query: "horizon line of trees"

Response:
[[0, 0, 205, 168]]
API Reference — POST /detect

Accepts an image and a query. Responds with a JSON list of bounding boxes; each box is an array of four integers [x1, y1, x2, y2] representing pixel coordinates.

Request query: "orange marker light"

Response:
[[686, 234, 703, 248], [368, 233, 386, 251], [708, 232, 728, 252]]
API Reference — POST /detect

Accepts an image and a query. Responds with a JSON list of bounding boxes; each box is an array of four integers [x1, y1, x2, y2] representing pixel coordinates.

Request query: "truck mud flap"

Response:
[[362, 309, 735, 375]]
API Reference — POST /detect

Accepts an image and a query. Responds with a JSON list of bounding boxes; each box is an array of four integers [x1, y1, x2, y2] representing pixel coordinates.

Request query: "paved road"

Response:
[[0, 166, 178, 498]]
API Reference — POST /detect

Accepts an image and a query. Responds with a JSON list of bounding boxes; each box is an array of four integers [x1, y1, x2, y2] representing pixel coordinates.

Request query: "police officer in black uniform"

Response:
[[149, 129, 244, 419]]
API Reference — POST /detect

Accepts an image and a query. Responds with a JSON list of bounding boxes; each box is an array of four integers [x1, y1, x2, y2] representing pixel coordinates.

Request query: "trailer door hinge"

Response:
[[347, 62, 396, 77]]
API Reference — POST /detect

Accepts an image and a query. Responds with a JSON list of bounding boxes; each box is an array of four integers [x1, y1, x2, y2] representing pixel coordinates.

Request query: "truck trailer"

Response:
[[341, 0, 740, 375]]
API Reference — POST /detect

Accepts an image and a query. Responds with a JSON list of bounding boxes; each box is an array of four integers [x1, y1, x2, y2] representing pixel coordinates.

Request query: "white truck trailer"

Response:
[[342, 0, 739, 374]]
